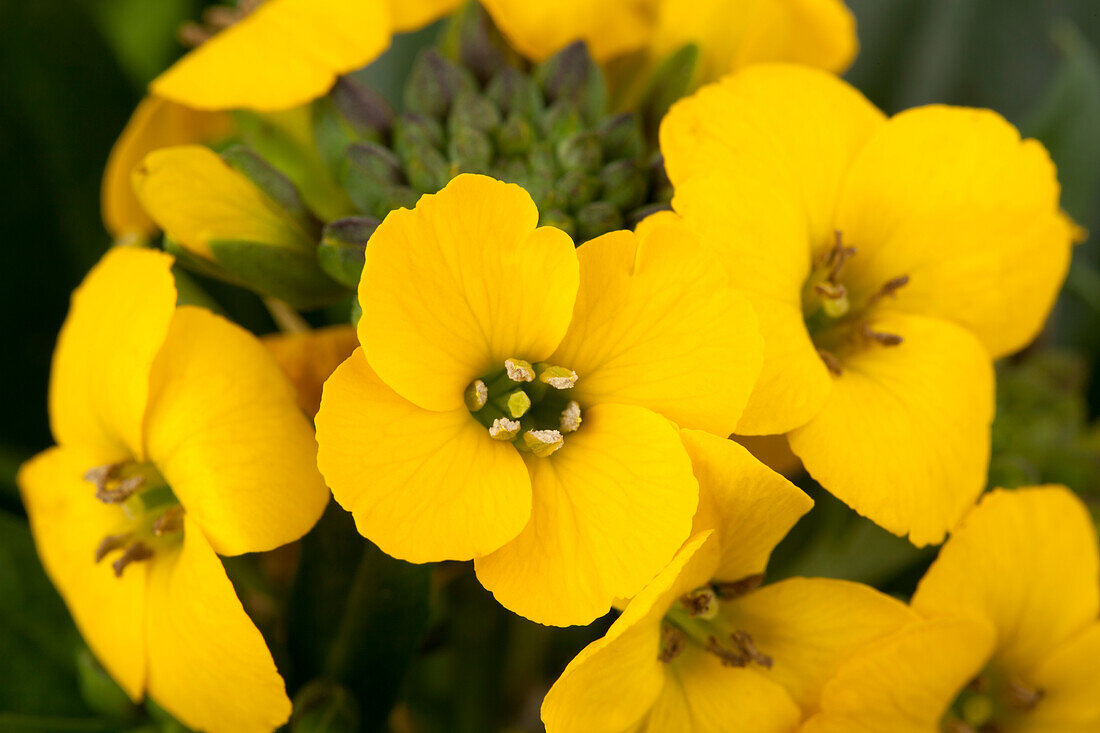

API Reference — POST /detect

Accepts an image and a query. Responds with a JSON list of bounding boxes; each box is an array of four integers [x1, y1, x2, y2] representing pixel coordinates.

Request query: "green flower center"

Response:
[[465, 358, 582, 457], [801, 231, 910, 375], [658, 577, 772, 668], [943, 667, 1044, 732], [84, 461, 184, 577]]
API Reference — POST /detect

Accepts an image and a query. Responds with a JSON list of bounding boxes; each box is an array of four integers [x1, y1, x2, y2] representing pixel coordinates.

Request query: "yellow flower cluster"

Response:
[[17, 1, 1096, 732]]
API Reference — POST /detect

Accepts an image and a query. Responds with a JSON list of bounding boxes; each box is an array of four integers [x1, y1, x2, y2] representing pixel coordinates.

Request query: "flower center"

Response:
[[943, 668, 1044, 733], [84, 461, 185, 577], [801, 231, 910, 375], [658, 577, 771, 668], [465, 358, 581, 457]]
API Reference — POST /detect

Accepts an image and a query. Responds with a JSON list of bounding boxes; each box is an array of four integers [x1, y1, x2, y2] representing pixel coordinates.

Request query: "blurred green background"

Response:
[[1, 1, 1099, 730]]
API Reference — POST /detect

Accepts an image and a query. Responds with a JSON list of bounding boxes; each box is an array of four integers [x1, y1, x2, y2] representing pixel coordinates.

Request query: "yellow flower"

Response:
[[17, 247, 329, 733], [803, 486, 1100, 732], [660, 65, 1074, 545], [315, 173, 763, 626], [541, 430, 916, 732], [480, 0, 856, 76], [263, 324, 359, 416]]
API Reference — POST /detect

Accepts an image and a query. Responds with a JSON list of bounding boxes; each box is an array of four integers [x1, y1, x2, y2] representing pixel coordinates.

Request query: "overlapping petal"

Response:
[[1027, 621, 1100, 729], [263, 324, 359, 416], [143, 306, 329, 556], [316, 349, 531, 563], [480, 0, 651, 63]]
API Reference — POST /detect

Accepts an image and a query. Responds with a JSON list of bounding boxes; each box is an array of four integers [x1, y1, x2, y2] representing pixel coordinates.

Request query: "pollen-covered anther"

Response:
[[681, 587, 719, 620], [504, 358, 536, 382], [867, 274, 910, 307], [706, 635, 747, 667], [817, 348, 843, 376], [1004, 678, 1044, 711], [659, 624, 687, 663], [860, 322, 904, 346], [153, 506, 185, 536], [523, 429, 564, 457], [94, 475, 146, 504], [94, 533, 132, 563], [539, 365, 578, 389], [464, 379, 489, 411], [111, 541, 154, 578], [816, 231, 857, 280], [713, 573, 764, 599], [488, 417, 521, 441], [730, 630, 773, 669], [559, 401, 582, 433]]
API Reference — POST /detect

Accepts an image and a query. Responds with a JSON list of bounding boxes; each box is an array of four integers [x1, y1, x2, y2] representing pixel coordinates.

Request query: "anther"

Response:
[[730, 630, 772, 668], [713, 574, 764, 599], [522, 429, 564, 457], [539, 365, 578, 390], [860, 322, 904, 346], [94, 533, 131, 563], [83, 463, 120, 491], [681, 587, 719, 620], [464, 380, 488, 411], [813, 281, 847, 300], [488, 417, 521, 441], [95, 475, 145, 504], [153, 506, 185, 536], [559, 401, 582, 433], [817, 348, 843, 376], [658, 624, 686, 663], [111, 542, 154, 578], [1004, 678, 1044, 711], [706, 636, 747, 667], [504, 358, 535, 382], [867, 274, 910, 307]]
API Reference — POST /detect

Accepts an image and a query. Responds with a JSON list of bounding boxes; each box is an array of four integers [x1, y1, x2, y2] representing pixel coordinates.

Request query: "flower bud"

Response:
[[599, 158, 648, 211], [403, 144, 451, 193], [556, 131, 603, 173], [642, 43, 701, 131], [438, 1, 506, 83], [403, 49, 477, 118], [341, 142, 417, 219], [448, 127, 493, 174], [221, 145, 319, 236], [576, 201, 623, 243], [553, 170, 599, 211], [312, 77, 393, 174], [535, 41, 607, 124], [485, 66, 543, 120], [392, 113, 445, 160], [596, 113, 645, 162], [447, 90, 502, 136], [318, 216, 379, 288], [495, 113, 533, 156]]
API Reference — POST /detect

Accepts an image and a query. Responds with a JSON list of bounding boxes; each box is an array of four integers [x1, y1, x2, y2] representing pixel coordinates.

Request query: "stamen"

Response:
[[178, 22, 214, 47], [658, 624, 686, 663], [153, 506, 185, 536], [502, 390, 532, 418], [706, 636, 747, 667], [202, 5, 244, 30], [95, 475, 145, 504], [111, 542, 154, 578], [94, 533, 131, 563], [680, 588, 718, 620], [866, 274, 910, 307], [539, 365, 578, 389], [559, 401, 582, 433], [860, 322, 904, 346], [83, 463, 120, 490], [504, 358, 535, 383], [813, 281, 847, 300], [730, 630, 773, 668], [488, 417, 521, 441], [522, 429, 564, 457], [817, 348, 843, 376], [713, 574, 764, 599], [464, 380, 489, 411], [1004, 679, 1044, 710]]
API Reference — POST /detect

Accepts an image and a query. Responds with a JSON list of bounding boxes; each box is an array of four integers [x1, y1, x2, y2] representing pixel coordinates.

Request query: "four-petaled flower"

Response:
[[18, 247, 329, 733], [316, 173, 764, 626]]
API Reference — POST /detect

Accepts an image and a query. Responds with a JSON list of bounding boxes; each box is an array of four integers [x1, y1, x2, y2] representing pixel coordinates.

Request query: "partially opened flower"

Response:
[[315, 173, 762, 626], [803, 486, 1100, 732], [661, 64, 1074, 545], [541, 430, 917, 732], [18, 247, 329, 733], [481, 0, 856, 77]]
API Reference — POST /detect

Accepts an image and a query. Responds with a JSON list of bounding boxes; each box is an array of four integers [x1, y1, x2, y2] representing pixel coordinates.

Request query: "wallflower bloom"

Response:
[[803, 486, 1100, 732], [660, 65, 1074, 545], [264, 324, 359, 416], [481, 0, 856, 76], [316, 174, 762, 626], [541, 430, 916, 732], [18, 248, 329, 733]]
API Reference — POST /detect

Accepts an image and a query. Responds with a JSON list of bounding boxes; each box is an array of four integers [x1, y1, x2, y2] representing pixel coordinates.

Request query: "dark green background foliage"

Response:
[[1, 1, 1099, 731]]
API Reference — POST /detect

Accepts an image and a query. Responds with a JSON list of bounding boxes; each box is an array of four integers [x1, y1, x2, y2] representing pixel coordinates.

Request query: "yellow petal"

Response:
[[788, 312, 994, 547], [50, 247, 177, 461], [17, 447, 148, 701], [650, 0, 858, 83], [802, 618, 995, 733], [725, 577, 916, 712], [836, 106, 1072, 359], [911, 487, 1100, 674], [475, 403, 698, 626], [133, 145, 311, 260], [541, 532, 720, 733], [102, 96, 233, 239], [645, 646, 801, 733], [552, 223, 763, 436], [316, 348, 531, 562], [388, 0, 463, 32], [263, 325, 359, 416], [1026, 621, 1100, 729], [661, 64, 884, 251], [145, 518, 290, 733], [150, 0, 391, 112], [359, 174, 579, 412], [733, 434, 804, 477], [144, 306, 329, 556], [680, 429, 812, 582], [480, 0, 651, 63]]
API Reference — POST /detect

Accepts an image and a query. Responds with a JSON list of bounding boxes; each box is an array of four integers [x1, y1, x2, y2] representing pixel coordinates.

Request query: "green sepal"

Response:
[[318, 216, 379, 289], [438, 0, 511, 82], [640, 43, 701, 135], [485, 65, 544, 120], [220, 144, 320, 241], [535, 41, 607, 125], [205, 239, 347, 309], [403, 48, 478, 118], [340, 142, 418, 219]]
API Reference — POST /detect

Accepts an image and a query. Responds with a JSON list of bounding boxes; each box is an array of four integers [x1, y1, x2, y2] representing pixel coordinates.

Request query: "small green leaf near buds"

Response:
[[535, 41, 607, 124], [538, 365, 578, 389], [576, 201, 624, 243], [403, 49, 478, 118], [504, 358, 536, 382], [556, 132, 603, 173], [599, 158, 648, 211], [489, 417, 522, 441], [465, 379, 489, 412], [221, 145, 319, 237], [486, 66, 544, 120], [596, 113, 645, 162], [503, 390, 532, 418], [523, 429, 565, 457], [560, 401, 582, 433], [318, 216, 379, 288]]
